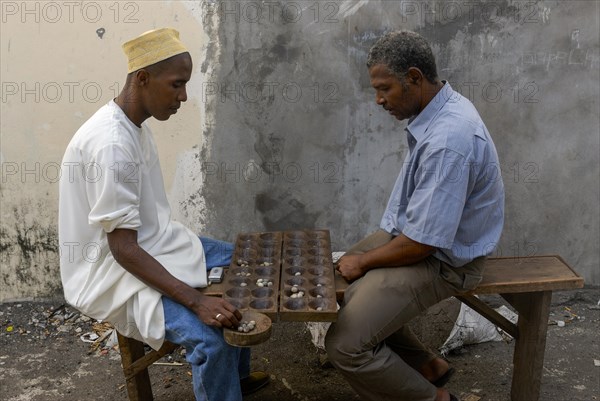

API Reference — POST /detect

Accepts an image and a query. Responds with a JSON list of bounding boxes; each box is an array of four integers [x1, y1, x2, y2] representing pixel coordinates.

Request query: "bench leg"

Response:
[[117, 333, 154, 401], [502, 291, 552, 401]]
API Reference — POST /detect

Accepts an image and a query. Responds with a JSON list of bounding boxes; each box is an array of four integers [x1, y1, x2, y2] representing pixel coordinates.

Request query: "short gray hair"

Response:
[[367, 31, 438, 83]]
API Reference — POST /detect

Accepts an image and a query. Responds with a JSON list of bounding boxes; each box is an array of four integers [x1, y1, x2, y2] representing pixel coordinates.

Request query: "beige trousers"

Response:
[[325, 230, 486, 401]]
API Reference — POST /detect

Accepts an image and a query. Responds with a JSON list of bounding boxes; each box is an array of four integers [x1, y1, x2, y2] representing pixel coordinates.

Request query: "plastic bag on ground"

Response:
[[440, 299, 518, 355]]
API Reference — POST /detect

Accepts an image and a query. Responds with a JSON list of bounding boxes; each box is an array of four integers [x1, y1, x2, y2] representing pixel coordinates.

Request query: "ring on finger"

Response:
[[215, 313, 223, 320]]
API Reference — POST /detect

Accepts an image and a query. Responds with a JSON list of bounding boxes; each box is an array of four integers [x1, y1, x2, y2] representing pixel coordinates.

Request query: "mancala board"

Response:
[[222, 230, 337, 322]]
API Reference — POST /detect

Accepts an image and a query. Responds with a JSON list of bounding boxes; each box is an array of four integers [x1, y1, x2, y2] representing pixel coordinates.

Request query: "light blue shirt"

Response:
[[380, 83, 505, 267]]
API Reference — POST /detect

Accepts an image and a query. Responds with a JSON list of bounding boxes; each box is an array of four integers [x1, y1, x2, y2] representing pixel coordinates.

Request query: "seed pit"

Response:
[[229, 277, 252, 287], [250, 299, 274, 310], [255, 266, 276, 277], [226, 298, 250, 309], [309, 298, 332, 311], [238, 248, 258, 260], [225, 288, 251, 298], [308, 266, 326, 276], [251, 287, 274, 298], [284, 287, 306, 297], [308, 257, 330, 266], [259, 232, 277, 241], [237, 234, 255, 241], [257, 257, 275, 266], [287, 239, 306, 247], [235, 258, 255, 267], [258, 239, 276, 248], [285, 256, 305, 266], [285, 248, 303, 257], [307, 239, 325, 247], [310, 277, 331, 287], [230, 268, 252, 276], [309, 287, 330, 298], [260, 247, 276, 257], [238, 241, 254, 250], [284, 267, 306, 276], [286, 277, 306, 287], [308, 247, 328, 256], [284, 298, 307, 310]]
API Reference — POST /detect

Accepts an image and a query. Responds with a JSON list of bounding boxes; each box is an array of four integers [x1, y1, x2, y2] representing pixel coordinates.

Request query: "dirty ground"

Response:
[[1, 288, 598, 401]]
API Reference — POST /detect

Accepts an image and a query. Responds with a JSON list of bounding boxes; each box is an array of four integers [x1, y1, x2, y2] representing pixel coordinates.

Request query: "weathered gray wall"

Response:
[[1, 0, 598, 301], [187, 0, 599, 284]]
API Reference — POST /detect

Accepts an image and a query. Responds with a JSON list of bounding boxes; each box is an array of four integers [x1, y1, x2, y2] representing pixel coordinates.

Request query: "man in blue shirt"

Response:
[[325, 31, 504, 401]]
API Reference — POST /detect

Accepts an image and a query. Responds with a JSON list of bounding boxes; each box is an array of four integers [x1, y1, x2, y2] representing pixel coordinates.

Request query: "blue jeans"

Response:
[[163, 237, 250, 401], [200, 236, 234, 270]]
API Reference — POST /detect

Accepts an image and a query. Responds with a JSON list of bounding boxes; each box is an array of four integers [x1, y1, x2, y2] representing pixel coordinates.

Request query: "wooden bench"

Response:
[[462, 256, 584, 401], [117, 255, 584, 401], [334, 255, 584, 401]]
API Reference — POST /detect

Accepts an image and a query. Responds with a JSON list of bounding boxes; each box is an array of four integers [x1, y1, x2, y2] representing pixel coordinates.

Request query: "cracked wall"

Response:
[[193, 0, 599, 284]]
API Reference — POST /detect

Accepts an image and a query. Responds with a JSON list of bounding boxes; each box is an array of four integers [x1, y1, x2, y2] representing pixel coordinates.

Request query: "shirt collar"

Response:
[[406, 81, 456, 141]]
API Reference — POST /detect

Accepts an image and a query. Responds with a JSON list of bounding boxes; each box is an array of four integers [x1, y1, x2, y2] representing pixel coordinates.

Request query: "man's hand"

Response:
[[336, 233, 435, 283], [191, 295, 242, 329], [336, 254, 367, 282]]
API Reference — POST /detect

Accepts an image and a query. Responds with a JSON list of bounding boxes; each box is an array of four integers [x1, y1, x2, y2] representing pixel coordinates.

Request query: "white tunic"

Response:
[[59, 100, 206, 350]]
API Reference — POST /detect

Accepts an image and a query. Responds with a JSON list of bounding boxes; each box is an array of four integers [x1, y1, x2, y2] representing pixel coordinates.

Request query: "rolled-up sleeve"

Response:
[[86, 144, 142, 233]]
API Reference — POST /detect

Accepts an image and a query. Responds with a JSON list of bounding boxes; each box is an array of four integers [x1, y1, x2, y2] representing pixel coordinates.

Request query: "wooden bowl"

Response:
[[223, 311, 272, 347]]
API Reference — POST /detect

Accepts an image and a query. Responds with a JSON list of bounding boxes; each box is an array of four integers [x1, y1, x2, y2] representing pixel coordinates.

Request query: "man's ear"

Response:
[[406, 67, 423, 85], [135, 69, 150, 87]]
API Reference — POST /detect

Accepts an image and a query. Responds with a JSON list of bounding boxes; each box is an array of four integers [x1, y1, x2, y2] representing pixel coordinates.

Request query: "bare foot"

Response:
[[418, 357, 450, 383], [435, 388, 451, 401]]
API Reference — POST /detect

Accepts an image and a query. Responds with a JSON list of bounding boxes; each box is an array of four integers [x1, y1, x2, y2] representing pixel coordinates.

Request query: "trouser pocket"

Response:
[[440, 257, 486, 293], [461, 272, 482, 291]]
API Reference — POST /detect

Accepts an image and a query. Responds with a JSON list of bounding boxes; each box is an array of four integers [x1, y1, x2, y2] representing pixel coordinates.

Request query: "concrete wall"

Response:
[[0, 1, 210, 299], [1, 0, 598, 301]]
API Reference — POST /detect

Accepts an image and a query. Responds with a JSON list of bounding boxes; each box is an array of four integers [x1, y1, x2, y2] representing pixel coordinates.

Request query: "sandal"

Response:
[[240, 371, 270, 395]]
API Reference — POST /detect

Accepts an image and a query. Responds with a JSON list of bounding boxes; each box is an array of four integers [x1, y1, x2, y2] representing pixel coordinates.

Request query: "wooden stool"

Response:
[[116, 285, 225, 401], [117, 334, 179, 401]]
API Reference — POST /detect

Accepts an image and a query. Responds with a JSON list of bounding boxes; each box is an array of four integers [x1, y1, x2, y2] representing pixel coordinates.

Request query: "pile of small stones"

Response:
[[256, 278, 273, 287], [290, 285, 305, 298], [237, 320, 256, 333], [235, 271, 252, 277], [237, 259, 250, 267]]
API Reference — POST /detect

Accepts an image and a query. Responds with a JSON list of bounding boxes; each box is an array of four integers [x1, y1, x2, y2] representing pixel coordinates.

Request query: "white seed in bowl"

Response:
[[237, 320, 256, 333]]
